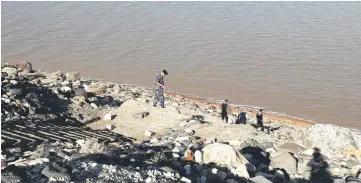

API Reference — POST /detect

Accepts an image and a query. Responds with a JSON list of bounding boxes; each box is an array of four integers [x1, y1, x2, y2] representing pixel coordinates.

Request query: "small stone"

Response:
[[145, 131, 155, 137], [9, 80, 18, 85], [76, 139, 85, 146], [150, 137, 159, 143], [185, 129, 195, 135], [229, 140, 242, 147], [250, 175, 272, 183], [194, 150, 203, 163], [145, 177, 152, 183], [331, 168, 341, 176], [346, 159, 360, 168], [90, 103, 98, 109], [179, 121, 187, 127], [1, 98, 11, 104], [103, 113, 112, 121], [74, 88, 87, 97], [2, 67, 18, 78], [106, 124, 115, 131], [60, 86, 72, 93], [172, 147, 182, 153], [180, 177, 191, 183], [278, 142, 305, 154]]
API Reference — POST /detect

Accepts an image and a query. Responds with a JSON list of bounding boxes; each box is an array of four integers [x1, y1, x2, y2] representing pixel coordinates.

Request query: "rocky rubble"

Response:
[[1, 63, 361, 183]]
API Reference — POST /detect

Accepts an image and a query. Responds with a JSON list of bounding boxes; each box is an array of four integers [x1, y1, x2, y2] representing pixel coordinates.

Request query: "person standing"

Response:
[[221, 99, 229, 123], [153, 70, 168, 108], [256, 109, 264, 131]]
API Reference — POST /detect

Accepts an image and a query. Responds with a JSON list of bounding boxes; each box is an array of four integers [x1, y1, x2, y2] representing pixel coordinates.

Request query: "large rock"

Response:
[[303, 124, 361, 157], [278, 142, 305, 154], [202, 143, 250, 178], [271, 152, 297, 175]]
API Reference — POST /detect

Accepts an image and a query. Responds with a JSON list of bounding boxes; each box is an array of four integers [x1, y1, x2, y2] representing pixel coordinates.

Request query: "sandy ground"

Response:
[[87, 99, 190, 142], [87, 98, 305, 145]]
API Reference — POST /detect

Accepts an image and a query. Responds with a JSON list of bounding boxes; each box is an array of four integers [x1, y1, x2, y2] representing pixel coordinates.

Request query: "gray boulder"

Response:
[[202, 143, 250, 178], [250, 176, 272, 183], [74, 88, 87, 97], [271, 152, 298, 175], [278, 142, 305, 154]]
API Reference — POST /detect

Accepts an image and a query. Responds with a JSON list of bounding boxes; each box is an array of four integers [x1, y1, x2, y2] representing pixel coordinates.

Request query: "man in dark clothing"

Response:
[[238, 109, 247, 124], [221, 99, 229, 123], [153, 70, 168, 108], [256, 109, 264, 131]]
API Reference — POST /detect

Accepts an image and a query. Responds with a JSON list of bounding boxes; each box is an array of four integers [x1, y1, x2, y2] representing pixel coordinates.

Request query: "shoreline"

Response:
[[4, 65, 358, 131], [2, 64, 361, 182], [165, 91, 315, 127], [32, 69, 355, 130]]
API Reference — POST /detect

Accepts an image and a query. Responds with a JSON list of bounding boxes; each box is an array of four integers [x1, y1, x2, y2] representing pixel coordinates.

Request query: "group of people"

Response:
[[221, 99, 265, 130], [152, 70, 264, 130]]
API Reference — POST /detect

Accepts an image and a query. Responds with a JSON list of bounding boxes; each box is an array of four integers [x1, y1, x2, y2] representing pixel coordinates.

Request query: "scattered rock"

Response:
[[229, 140, 242, 147], [90, 103, 98, 109], [194, 150, 203, 163], [106, 124, 115, 131], [278, 142, 305, 154], [145, 131, 155, 137], [103, 113, 112, 121], [250, 175, 272, 183], [2, 67, 18, 78], [74, 88, 87, 97], [41, 164, 71, 181], [65, 71, 80, 81], [346, 160, 360, 168], [133, 111, 149, 119], [271, 152, 298, 175], [180, 177, 192, 183], [202, 143, 250, 178]]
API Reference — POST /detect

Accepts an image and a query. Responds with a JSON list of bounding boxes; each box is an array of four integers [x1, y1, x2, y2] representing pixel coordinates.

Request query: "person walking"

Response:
[[221, 99, 229, 123], [256, 109, 264, 131], [153, 70, 168, 108]]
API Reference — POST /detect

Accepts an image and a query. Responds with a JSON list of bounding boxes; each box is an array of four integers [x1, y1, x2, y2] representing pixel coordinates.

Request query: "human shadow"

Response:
[[250, 123, 280, 134], [306, 147, 333, 183]]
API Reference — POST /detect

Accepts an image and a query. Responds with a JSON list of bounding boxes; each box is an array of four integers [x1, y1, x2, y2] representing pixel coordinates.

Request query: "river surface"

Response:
[[2, 2, 361, 129]]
